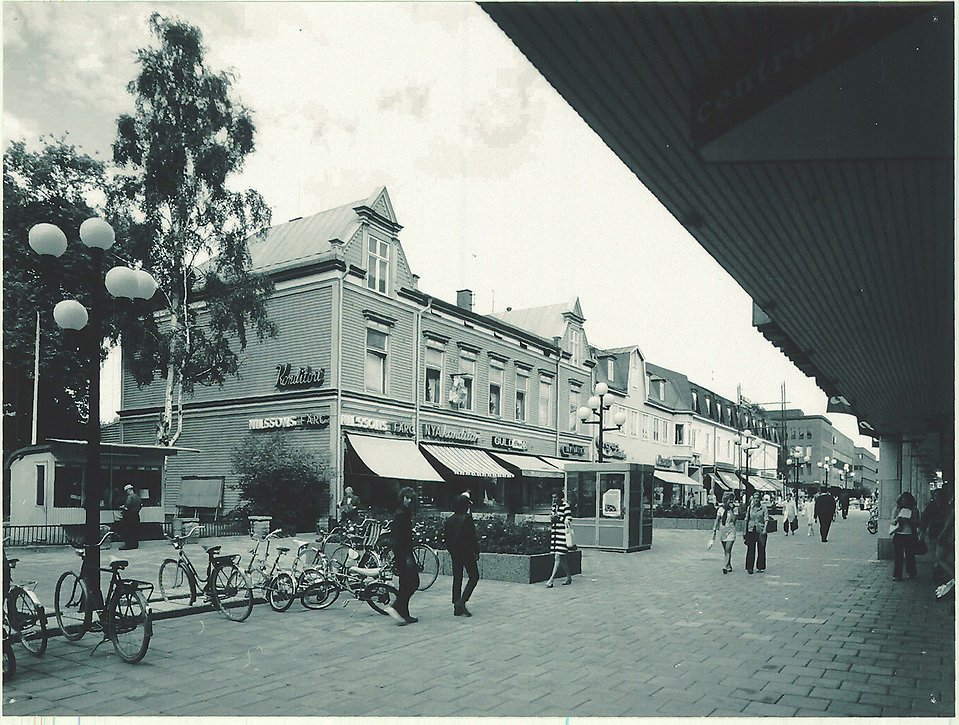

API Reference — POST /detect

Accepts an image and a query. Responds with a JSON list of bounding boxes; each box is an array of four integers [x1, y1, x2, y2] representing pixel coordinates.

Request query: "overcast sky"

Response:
[[2, 1, 873, 450]]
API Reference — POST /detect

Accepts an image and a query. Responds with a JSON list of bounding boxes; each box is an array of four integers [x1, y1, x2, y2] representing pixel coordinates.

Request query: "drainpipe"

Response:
[[332, 242, 348, 522], [551, 338, 562, 457], [413, 297, 433, 446]]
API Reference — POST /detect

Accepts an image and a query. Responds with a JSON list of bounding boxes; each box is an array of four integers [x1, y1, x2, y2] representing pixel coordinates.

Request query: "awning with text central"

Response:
[[653, 469, 702, 487], [345, 434, 444, 482], [488, 452, 564, 478], [420, 444, 513, 478], [713, 470, 742, 490]]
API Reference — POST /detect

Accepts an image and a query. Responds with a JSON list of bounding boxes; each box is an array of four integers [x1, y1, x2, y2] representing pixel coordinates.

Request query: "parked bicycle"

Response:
[[53, 531, 153, 664], [372, 522, 440, 591], [867, 506, 879, 534], [158, 525, 254, 622], [267, 540, 327, 613], [4, 552, 48, 657], [300, 555, 398, 615], [326, 519, 439, 591]]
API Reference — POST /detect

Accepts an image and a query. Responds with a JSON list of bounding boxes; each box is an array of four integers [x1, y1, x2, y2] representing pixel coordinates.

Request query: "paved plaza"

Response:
[[1, 507, 954, 718]]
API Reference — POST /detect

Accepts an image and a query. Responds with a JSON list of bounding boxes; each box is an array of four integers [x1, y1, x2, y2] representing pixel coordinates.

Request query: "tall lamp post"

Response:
[[735, 429, 759, 503], [29, 219, 157, 604], [578, 382, 626, 463], [786, 446, 810, 502], [816, 456, 837, 491]]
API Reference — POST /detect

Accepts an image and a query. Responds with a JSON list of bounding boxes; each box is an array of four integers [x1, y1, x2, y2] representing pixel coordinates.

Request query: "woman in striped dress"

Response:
[[546, 490, 572, 587]]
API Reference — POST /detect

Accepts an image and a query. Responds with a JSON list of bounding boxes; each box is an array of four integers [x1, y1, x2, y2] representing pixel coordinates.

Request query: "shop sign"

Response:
[[249, 413, 330, 431], [656, 455, 681, 471], [599, 440, 627, 460], [491, 435, 528, 452], [421, 423, 480, 445], [560, 443, 586, 458], [275, 363, 326, 389], [340, 414, 414, 437]]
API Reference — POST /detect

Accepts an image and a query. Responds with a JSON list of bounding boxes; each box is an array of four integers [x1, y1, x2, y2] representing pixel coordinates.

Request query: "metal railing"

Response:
[[2, 519, 247, 547]]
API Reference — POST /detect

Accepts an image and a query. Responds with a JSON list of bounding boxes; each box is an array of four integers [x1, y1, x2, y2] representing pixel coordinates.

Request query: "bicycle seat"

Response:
[[108, 559, 129, 571], [202, 545, 222, 556], [277, 547, 290, 554]]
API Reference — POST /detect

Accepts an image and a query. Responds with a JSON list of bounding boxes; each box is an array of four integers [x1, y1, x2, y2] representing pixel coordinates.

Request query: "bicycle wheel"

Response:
[[295, 545, 322, 573], [2, 637, 14, 681], [211, 563, 253, 622], [330, 545, 359, 572], [300, 578, 339, 610], [413, 544, 439, 591], [867, 519, 878, 534], [267, 573, 296, 612], [8, 588, 47, 656], [159, 559, 195, 605], [296, 567, 325, 590], [362, 582, 399, 615], [107, 588, 151, 664], [54, 571, 90, 641]]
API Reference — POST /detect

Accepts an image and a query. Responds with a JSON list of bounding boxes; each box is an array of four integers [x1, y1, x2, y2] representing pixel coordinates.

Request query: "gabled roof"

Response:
[[490, 298, 583, 341], [645, 362, 693, 412]]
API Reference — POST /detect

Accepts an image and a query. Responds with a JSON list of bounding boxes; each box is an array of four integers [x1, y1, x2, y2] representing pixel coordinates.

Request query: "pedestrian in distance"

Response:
[[545, 489, 572, 587], [814, 486, 837, 542], [709, 492, 738, 574], [386, 486, 420, 626], [803, 494, 816, 536], [339, 486, 361, 524], [444, 492, 480, 616], [118, 484, 142, 550], [782, 493, 799, 536], [839, 490, 850, 519], [743, 491, 768, 574], [890, 491, 920, 581]]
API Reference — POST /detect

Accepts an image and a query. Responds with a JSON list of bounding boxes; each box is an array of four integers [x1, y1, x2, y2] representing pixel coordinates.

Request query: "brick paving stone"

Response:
[[777, 693, 833, 710], [827, 698, 887, 716], [743, 700, 800, 716], [810, 684, 861, 702], [839, 679, 890, 695], [759, 681, 814, 698]]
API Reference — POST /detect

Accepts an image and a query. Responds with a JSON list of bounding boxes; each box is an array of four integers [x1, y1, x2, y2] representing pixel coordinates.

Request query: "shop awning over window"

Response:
[[538, 456, 573, 471], [420, 444, 512, 479], [713, 470, 742, 490], [740, 475, 780, 492], [653, 469, 701, 487], [177, 479, 223, 508], [346, 434, 445, 482], [488, 452, 563, 478]]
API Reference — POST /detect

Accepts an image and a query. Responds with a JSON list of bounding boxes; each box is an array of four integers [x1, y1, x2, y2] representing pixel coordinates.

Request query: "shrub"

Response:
[[231, 433, 331, 534], [654, 503, 717, 520], [358, 513, 552, 555]]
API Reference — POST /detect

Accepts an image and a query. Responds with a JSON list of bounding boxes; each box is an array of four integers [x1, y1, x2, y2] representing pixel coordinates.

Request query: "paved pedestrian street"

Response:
[[1, 508, 954, 718]]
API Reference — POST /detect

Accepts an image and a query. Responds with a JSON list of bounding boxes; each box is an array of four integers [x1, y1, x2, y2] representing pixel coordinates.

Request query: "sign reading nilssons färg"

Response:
[[275, 363, 326, 389]]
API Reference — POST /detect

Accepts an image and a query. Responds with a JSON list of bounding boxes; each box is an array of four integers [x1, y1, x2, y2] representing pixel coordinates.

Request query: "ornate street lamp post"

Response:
[[29, 219, 157, 604], [786, 446, 810, 503], [817, 456, 837, 491], [735, 429, 759, 503], [578, 382, 626, 463]]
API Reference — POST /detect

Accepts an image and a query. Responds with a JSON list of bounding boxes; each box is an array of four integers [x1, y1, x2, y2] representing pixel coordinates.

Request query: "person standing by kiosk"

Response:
[[118, 484, 142, 550]]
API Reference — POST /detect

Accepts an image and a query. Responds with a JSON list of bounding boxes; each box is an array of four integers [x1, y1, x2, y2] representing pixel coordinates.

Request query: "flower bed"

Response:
[[436, 548, 583, 584]]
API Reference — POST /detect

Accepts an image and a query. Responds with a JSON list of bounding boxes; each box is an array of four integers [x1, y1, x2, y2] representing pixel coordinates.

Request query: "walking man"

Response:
[[814, 485, 837, 542], [118, 484, 142, 550]]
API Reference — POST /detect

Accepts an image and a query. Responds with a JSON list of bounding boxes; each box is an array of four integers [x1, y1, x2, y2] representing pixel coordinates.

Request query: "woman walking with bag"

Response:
[[709, 492, 738, 574], [545, 490, 572, 587], [782, 493, 799, 536], [744, 491, 768, 574], [387, 486, 420, 626], [891, 491, 920, 581]]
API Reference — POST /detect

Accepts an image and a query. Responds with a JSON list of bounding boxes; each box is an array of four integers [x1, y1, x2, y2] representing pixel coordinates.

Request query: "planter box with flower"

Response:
[[653, 503, 718, 530], [415, 515, 582, 584]]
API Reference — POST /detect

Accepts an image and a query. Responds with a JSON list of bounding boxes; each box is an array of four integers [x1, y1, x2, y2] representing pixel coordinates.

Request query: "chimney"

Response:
[[456, 289, 474, 312], [411, 274, 420, 290]]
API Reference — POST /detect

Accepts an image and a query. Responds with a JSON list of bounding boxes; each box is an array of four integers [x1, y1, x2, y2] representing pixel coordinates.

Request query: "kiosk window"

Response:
[[600, 473, 625, 519], [54, 465, 84, 508], [567, 471, 596, 518]]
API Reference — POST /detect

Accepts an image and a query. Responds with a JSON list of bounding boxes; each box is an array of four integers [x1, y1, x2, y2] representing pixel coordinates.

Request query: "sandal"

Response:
[[545, 582, 553, 588]]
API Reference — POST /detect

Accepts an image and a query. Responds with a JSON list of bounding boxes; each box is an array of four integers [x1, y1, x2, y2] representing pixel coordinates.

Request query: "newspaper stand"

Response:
[[565, 462, 654, 552]]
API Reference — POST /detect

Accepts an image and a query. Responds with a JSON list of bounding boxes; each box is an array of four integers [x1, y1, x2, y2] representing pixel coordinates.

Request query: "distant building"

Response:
[[781, 409, 857, 490]]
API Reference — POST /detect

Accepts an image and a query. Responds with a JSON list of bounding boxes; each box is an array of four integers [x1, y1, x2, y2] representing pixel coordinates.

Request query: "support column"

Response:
[[876, 435, 902, 560]]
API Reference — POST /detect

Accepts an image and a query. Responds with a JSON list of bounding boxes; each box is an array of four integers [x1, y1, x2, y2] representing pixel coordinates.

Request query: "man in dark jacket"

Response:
[[814, 486, 837, 542], [118, 484, 142, 550], [444, 492, 480, 617]]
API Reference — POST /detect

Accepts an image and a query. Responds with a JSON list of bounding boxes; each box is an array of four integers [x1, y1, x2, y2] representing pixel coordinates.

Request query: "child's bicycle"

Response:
[[158, 525, 254, 622], [300, 555, 398, 615]]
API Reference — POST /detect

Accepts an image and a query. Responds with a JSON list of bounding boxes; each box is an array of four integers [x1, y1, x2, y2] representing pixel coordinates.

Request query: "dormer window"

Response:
[[367, 236, 390, 294], [607, 359, 615, 381]]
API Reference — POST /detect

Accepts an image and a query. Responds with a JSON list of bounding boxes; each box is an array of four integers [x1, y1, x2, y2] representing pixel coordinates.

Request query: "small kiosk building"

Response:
[[566, 462, 655, 552]]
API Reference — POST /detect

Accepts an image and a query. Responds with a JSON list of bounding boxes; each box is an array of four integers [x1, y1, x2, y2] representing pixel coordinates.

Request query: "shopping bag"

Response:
[[766, 518, 778, 533], [790, 519, 799, 532], [565, 523, 577, 550]]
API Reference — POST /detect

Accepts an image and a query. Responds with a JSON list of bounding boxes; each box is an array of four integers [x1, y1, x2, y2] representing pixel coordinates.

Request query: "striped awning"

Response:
[[713, 470, 742, 490], [742, 475, 781, 492], [420, 444, 512, 479], [488, 452, 563, 478], [653, 469, 702, 487]]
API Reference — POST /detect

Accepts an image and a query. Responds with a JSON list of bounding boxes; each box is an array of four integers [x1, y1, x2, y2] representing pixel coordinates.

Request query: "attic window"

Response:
[[607, 359, 615, 381], [367, 236, 390, 295]]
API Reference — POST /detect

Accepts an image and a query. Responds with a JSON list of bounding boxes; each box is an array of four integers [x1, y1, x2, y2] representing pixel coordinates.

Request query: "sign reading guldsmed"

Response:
[[249, 413, 330, 431]]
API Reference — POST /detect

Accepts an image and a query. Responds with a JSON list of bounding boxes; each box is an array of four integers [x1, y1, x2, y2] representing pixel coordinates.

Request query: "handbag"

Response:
[[743, 529, 759, 545], [564, 522, 576, 550], [908, 535, 928, 556], [766, 518, 778, 533]]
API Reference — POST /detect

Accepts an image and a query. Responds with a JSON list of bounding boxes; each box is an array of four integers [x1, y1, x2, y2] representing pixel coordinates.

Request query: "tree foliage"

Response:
[[2, 138, 112, 454], [231, 434, 331, 534], [111, 13, 275, 445]]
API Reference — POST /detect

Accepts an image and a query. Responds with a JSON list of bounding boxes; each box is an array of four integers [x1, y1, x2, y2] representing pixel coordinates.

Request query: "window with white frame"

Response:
[[489, 360, 504, 417], [674, 423, 685, 445], [424, 341, 444, 404], [539, 375, 553, 427], [629, 410, 639, 437], [366, 236, 390, 294], [652, 418, 661, 442], [642, 414, 650, 439], [569, 328, 583, 366], [606, 358, 615, 381], [365, 328, 389, 393], [456, 351, 476, 411], [515, 368, 529, 421], [568, 384, 581, 432], [662, 420, 670, 442], [690, 427, 698, 449], [691, 390, 699, 411]]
